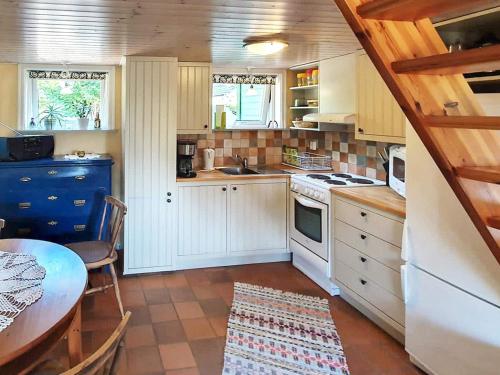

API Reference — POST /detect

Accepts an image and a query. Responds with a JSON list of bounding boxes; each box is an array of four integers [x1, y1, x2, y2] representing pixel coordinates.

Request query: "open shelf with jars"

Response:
[[286, 63, 319, 128]]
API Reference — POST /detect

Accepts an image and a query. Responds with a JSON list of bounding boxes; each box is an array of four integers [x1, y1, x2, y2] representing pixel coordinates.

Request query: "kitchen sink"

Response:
[[219, 167, 260, 175]]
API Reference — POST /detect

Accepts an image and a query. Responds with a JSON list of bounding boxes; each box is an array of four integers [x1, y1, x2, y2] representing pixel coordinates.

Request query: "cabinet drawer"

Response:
[[335, 239, 402, 298], [335, 219, 402, 271], [336, 260, 404, 326], [335, 199, 403, 246], [0, 166, 110, 191]]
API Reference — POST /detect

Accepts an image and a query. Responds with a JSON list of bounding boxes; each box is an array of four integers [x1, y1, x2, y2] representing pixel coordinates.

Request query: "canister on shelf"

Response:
[[306, 69, 314, 86], [296, 73, 306, 87], [312, 69, 319, 85]]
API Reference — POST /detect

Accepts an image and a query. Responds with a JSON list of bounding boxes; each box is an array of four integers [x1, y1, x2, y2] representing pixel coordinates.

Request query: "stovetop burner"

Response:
[[347, 178, 375, 185], [307, 174, 331, 180], [332, 173, 352, 178], [325, 180, 347, 185]]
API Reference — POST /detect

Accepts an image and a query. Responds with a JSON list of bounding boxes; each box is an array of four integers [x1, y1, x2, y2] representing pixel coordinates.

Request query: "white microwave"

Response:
[[389, 145, 406, 198]]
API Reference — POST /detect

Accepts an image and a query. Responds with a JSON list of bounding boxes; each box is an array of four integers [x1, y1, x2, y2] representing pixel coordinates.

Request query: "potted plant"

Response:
[[72, 99, 92, 130], [38, 105, 65, 130]]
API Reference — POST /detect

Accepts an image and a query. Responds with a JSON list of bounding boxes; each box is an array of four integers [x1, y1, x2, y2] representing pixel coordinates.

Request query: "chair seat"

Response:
[[65, 240, 114, 265]]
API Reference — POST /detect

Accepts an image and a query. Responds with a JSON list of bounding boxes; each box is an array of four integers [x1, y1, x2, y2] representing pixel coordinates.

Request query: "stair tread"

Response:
[[392, 44, 500, 75], [357, 0, 496, 21], [488, 216, 500, 230], [426, 116, 500, 130], [455, 166, 500, 184]]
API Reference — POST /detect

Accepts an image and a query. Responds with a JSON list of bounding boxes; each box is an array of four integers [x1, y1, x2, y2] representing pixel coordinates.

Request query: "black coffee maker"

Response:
[[177, 140, 197, 178]]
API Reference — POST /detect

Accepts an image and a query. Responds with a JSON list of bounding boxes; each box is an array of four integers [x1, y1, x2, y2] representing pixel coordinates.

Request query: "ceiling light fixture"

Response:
[[244, 40, 288, 55]]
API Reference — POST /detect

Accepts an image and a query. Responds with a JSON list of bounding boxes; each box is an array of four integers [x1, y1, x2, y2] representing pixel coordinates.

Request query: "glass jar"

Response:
[[297, 73, 306, 87], [312, 69, 319, 85]]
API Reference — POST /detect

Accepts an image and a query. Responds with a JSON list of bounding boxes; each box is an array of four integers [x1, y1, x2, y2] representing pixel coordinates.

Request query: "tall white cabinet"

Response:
[[122, 57, 178, 275]]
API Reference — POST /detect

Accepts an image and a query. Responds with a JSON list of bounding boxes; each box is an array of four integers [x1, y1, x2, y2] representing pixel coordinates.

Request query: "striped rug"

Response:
[[222, 283, 350, 375]]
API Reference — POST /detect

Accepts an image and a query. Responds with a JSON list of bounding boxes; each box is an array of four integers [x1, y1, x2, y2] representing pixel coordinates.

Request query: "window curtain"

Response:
[[212, 74, 277, 85], [28, 70, 107, 80]]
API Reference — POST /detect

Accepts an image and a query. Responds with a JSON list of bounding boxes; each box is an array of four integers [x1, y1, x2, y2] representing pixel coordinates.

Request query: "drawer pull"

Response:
[[74, 199, 86, 207], [48, 220, 58, 226], [360, 234, 367, 240], [74, 224, 86, 232], [75, 175, 86, 181], [18, 202, 31, 209], [360, 279, 367, 285], [48, 170, 58, 175], [360, 212, 367, 217], [360, 256, 367, 263], [222, 187, 227, 192], [48, 195, 58, 201], [19, 177, 32, 183]]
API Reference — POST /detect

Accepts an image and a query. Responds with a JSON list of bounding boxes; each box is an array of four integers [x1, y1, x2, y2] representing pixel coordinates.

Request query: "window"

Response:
[[212, 73, 282, 129], [19, 65, 115, 131]]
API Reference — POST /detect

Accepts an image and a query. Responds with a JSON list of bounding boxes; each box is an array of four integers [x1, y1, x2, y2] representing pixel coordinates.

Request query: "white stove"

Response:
[[289, 172, 385, 296]]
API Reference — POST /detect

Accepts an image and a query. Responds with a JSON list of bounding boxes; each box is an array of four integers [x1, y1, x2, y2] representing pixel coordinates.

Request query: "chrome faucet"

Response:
[[234, 154, 248, 168]]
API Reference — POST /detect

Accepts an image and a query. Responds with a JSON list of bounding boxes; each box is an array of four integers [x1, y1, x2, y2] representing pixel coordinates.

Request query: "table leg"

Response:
[[67, 302, 83, 367]]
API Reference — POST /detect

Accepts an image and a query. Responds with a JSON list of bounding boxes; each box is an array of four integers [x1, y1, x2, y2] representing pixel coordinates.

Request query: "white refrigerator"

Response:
[[403, 125, 500, 375]]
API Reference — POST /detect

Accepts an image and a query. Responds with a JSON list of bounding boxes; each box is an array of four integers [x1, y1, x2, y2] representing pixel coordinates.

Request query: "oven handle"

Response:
[[293, 193, 325, 210]]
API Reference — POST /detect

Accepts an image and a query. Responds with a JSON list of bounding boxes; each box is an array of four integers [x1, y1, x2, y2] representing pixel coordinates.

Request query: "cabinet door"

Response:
[[178, 63, 212, 134], [357, 53, 406, 143], [319, 53, 356, 114], [123, 57, 178, 274], [229, 182, 287, 253], [178, 185, 227, 256]]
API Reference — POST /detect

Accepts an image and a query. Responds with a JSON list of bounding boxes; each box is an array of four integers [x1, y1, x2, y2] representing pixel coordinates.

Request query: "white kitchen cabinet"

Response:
[[178, 185, 227, 256], [178, 62, 212, 134], [122, 57, 178, 274], [319, 53, 356, 114], [229, 182, 288, 253], [333, 195, 405, 337]]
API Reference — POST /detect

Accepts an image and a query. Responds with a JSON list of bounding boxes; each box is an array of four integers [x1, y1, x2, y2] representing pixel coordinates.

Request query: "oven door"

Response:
[[290, 191, 328, 260]]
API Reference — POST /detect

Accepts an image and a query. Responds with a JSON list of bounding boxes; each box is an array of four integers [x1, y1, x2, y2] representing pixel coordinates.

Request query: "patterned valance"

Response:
[[28, 70, 107, 80], [213, 74, 277, 85]]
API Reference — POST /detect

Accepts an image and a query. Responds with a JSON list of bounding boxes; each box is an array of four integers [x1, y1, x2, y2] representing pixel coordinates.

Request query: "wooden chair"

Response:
[[31, 311, 131, 375], [65, 196, 127, 317]]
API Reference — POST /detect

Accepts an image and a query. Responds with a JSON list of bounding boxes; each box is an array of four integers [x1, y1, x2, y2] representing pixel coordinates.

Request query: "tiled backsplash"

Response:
[[178, 130, 392, 180]]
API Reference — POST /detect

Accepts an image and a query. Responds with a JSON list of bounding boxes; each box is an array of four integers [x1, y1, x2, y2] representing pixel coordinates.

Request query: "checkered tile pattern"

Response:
[[44, 262, 422, 375], [178, 131, 391, 181]]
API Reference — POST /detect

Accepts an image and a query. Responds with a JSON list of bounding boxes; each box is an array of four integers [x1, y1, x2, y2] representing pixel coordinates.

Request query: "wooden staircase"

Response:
[[334, 0, 500, 262]]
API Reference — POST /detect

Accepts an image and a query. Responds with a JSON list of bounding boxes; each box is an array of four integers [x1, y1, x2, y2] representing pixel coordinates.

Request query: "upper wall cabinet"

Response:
[[319, 53, 357, 114], [178, 62, 212, 134], [356, 52, 406, 144]]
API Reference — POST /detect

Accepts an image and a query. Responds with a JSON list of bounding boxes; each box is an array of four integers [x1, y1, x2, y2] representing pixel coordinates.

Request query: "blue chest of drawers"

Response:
[[0, 155, 113, 244]]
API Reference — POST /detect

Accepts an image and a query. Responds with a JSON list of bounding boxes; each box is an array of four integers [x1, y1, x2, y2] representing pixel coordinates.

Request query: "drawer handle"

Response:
[[360, 256, 367, 263], [48, 170, 58, 175], [360, 234, 367, 240], [74, 199, 86, 207], [360, 212, 367, 217], [19, 177, 31, 183], [48, 195, 58, 201], [222, 187, 227, 191], [74, 224, 86, 232], [18, 202, 31, 209], [233, 187, 237, 191], [360, 279, 367, 285], [75, 175, 86, 181], [48, 220, 58, 226]]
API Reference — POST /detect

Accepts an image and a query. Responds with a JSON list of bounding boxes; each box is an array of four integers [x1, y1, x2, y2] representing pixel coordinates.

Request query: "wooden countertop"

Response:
[[331, 186, 406, 218], [176, 165, 311, 183]]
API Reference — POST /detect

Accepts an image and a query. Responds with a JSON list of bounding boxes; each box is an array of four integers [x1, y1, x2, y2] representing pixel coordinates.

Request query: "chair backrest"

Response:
[[0, 219, 5, 235], [97, 196, 127, 257], [62, 311, 131, 375]]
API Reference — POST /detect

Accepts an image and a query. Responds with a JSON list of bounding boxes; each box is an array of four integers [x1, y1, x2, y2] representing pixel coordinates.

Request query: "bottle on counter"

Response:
[[94, 112, 101, 129], [29, 117, 36, 128]]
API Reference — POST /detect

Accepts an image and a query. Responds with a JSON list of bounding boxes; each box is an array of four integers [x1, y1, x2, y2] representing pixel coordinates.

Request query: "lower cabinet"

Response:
[[177, 179, 289, 266], [178, 184, 227, 256], [229, 182, 288, 253]]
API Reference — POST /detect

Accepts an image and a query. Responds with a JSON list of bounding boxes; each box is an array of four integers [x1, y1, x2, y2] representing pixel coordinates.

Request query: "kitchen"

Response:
[[0, 1, 499, 374]]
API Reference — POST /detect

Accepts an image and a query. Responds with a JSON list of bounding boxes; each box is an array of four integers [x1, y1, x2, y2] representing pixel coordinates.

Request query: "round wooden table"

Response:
[[0, 239, 87, 374]]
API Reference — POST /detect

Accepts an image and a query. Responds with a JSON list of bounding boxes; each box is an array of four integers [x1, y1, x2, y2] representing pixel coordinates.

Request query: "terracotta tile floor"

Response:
[[49, 261, 423, 374]]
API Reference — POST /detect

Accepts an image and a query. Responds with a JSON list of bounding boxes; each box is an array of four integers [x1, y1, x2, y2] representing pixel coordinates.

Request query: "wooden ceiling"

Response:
[[0, 0, 361, 67]]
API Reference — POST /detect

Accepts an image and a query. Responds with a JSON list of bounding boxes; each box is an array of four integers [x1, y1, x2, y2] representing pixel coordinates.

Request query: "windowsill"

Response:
[[19, 129, 119, 134]]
